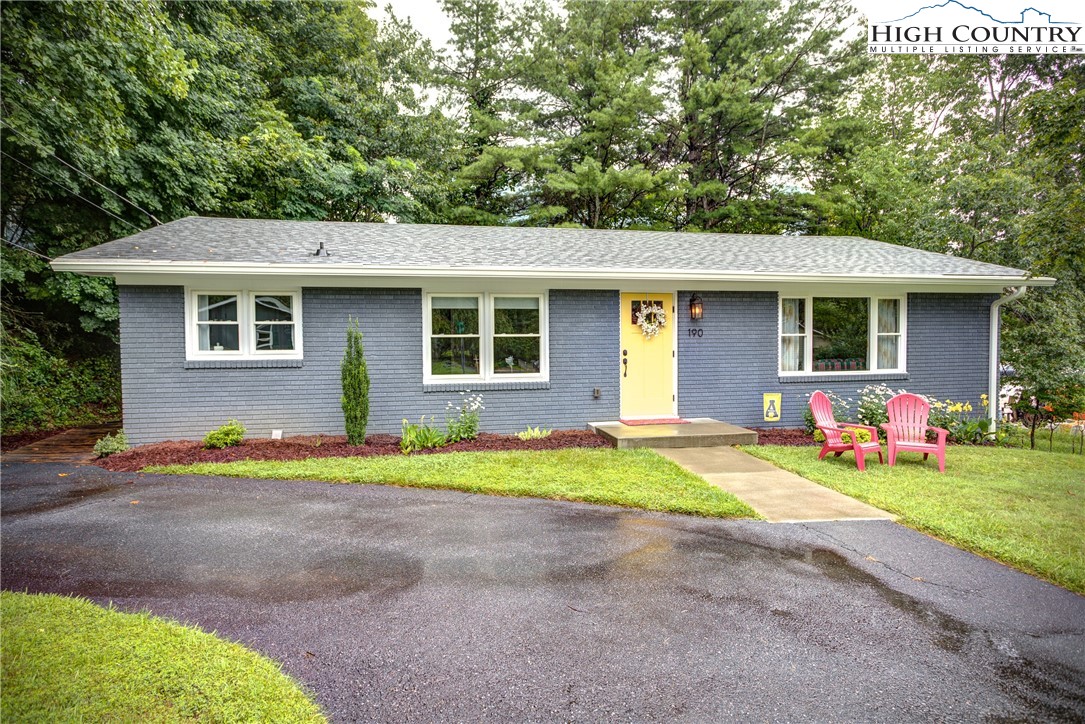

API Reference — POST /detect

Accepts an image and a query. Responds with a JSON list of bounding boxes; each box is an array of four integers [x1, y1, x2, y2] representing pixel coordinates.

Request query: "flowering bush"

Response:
[[446, 392, 484, 443], [927, 397, 992, 444], [802, 390, 852, 434], [856, 384, 908, 429]]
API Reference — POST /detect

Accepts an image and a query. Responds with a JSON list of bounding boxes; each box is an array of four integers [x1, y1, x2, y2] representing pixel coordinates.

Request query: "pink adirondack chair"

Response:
[[809, 390, 883, 472], [881, 393, 949, 473]]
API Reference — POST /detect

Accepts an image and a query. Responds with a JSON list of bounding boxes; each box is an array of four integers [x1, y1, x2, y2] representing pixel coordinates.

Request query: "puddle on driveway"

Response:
[[1, 484, 125, 517], [807, 548, 972, 653]]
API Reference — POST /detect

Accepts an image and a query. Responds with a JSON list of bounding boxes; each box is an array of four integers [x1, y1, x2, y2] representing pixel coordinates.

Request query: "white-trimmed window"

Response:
[[779, 295, 906, 374], [424, 293, 548, 382], [186, 290, 302, 359]]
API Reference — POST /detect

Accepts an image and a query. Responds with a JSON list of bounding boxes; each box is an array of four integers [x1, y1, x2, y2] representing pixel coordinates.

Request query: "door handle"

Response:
[[622, 357, 628, 377]]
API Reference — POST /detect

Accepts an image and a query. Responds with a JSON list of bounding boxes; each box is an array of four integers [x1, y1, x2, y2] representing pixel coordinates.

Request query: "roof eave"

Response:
[[49, 259, 1055, 287]]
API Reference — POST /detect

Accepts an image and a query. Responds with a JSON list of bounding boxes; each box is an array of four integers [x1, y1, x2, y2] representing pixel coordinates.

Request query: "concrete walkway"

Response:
[[658, 446, 895, 523]]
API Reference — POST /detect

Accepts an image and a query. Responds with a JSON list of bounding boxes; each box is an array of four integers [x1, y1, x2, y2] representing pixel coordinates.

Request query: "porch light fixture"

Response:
[[689, 294, 703, 321]]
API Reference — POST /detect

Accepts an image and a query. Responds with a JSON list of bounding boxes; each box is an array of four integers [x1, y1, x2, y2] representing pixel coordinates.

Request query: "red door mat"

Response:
[[619, 418, 690, 426]]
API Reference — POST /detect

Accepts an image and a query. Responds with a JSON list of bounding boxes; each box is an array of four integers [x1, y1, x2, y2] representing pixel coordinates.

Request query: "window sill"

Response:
[[423, 380, 550, 393], [184, 359, 304, 369], [778, 372, 908, 384]]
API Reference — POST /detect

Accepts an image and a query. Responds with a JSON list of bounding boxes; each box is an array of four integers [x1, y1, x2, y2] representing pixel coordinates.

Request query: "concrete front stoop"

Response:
[[589, 418, 757, 449], [657, 446, 895, 523]]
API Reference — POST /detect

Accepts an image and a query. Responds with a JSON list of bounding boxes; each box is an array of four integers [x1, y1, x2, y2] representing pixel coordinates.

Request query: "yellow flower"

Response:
[[964, 402, 973, 412]]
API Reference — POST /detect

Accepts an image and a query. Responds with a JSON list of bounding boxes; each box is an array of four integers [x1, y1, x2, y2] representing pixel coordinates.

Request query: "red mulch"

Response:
[[1, 428, 70, 452], [750, 428, 818, 446], [97, 430, 611, 472]]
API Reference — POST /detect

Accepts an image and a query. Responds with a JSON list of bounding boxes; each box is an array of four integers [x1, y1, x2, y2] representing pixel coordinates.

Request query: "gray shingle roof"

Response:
[[53, 216, 1035, 280]]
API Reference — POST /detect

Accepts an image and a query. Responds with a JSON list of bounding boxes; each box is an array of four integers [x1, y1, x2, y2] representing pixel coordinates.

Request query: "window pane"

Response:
[[431, 297, 479, 335], [255, 324, 294, 351], [878, 299, 899, 334], [431, 336, 480, 375], [812, 297, 869, 371], [781, 298, 805, 334], [198, 295, 238, 322], [494, 337, 541, 374], [198, 323, 240, 351], [877, 335, 900, 370], [495, 297, 540, 335], [255, 295, 293, 322], [781, 336, 805, 372]]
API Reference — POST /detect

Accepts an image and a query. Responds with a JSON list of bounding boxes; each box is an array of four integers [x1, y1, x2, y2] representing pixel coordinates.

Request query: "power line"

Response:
[[1, 151, 144, 233], [2, 238, 53, 262], [0, 119, 162, 226]]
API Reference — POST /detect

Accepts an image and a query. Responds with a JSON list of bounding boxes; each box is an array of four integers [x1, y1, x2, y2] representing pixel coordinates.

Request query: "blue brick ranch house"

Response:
[[51, 217, 1053, 445]]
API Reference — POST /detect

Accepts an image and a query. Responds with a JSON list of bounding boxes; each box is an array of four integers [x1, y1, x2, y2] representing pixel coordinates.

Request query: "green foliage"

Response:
[[744, 444, 1085, 594], [1, 591, 325, 722], [0, 323, 120, 435], [203, 420, 246, 449], [445, 392, 484, 443], [147, 448, 760, 519], [400, 417, 448, 454], [340, 318, 370, 445], [2, 0, 459, 366], [517, 425, 552, 440], [812, 427, 871, 445], [93, 430, 128, 458]]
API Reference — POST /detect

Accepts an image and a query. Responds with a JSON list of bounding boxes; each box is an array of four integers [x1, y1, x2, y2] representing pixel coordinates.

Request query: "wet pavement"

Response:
[[2, 461, 1083, 722]]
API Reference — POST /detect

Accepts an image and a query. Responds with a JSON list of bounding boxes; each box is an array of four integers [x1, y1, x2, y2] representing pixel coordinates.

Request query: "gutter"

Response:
[[989, 286, 1028, 434], [47, 258, 1059, 287]]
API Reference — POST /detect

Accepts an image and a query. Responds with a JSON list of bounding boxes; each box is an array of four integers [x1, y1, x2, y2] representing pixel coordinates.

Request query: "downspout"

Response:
[[989, 286, 1028, 434]]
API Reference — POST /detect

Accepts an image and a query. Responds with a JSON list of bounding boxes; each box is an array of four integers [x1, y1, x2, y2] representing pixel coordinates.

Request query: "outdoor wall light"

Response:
[[689, 294, 703, 321]]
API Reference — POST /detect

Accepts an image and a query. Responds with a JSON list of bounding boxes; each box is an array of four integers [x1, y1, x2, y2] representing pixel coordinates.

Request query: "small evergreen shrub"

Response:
[[203, 420, 246, 449], [341, 318, 370, 446], [516, 426, 552, 440], [400, 417, 447, 454], [93, 430, 128, 458]]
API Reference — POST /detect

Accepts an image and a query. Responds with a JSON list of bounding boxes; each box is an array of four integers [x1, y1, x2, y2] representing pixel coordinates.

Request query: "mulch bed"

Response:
[[750, 428, 818, 446], [97, 430, 611, 472], [1, 428, 70, 452]]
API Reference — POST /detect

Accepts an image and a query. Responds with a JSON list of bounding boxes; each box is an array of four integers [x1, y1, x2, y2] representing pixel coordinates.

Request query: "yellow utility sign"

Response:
[[763, 393, 782, 422]]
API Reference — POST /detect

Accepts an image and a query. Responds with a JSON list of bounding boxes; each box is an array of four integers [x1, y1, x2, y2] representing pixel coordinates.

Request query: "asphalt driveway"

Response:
[[2, 461, 1083, 721]]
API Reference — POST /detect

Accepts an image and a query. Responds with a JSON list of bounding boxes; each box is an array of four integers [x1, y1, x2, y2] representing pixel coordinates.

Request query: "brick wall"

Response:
[[118, 286, 620, 444], [676, 291, 995, 427], [119, 286, 995, 442]]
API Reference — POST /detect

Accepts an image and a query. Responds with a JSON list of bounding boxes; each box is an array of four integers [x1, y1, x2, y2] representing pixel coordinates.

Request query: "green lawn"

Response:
[[148, 447, 759, 519], [742, 444, 1085, 594], [1, 591, 324, 722]]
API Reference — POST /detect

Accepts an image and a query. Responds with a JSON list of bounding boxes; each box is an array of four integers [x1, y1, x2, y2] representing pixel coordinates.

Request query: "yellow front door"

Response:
[[620, 293, 675, 419]]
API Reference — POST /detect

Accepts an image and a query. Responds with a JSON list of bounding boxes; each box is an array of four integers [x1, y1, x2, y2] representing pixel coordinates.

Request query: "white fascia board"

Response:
[[53, 258, 1055, 288]]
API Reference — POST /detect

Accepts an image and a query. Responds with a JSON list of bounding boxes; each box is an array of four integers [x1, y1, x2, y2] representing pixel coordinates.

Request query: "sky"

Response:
[[370, 0, 453, 49]]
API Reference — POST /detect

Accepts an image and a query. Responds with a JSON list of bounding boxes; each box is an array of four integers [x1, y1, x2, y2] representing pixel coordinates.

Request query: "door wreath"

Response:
[[636, 301, 667, 339]]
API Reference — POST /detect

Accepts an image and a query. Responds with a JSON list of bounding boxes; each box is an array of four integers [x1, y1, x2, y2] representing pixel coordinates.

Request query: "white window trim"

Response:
[[423, 292, 549, 384], [185, 289, 303, 360], [778, 294, 907, 375]]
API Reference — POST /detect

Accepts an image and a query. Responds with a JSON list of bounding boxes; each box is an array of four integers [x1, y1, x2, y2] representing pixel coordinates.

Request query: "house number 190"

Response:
[[688, 328, 704, 337]]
